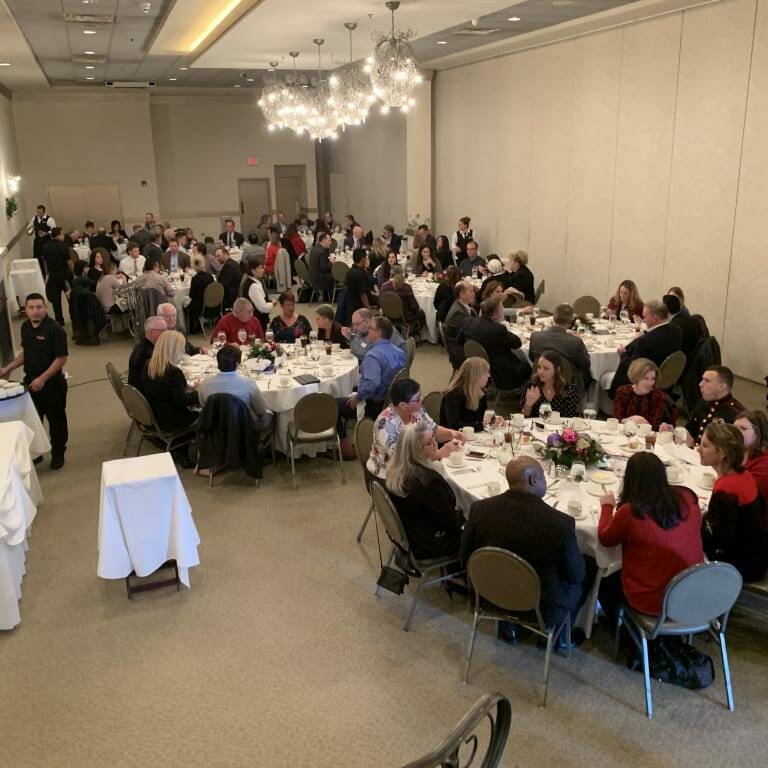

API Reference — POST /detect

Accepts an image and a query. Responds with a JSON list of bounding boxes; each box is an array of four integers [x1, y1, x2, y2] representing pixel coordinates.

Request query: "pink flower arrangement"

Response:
[[561, 427, 579, 444]]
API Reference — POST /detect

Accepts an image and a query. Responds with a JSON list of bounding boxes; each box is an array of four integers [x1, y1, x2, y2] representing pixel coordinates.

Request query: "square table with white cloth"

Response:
[[8, 260, 47, 313], [0, 390, 52, 459], [98, 453, 200, 588], [444, 418, 712, 636], [0, 421, 43, 630]]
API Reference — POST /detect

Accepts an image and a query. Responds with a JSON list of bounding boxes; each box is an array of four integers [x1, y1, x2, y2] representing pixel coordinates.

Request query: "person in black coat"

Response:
[[386, 424, 465, 560], [440, 357, 493, 432], [381, 224, 402, 255], [456, 296, 531, 390], [461, 456, 587, 629], [42, 228, 74, 325], [505, 250, 535, 304], [187, 249, 216, 334], [308, 233, 334, 300], [314, 304, 350, 348], [434, 266, 463, 324], [128, 317, 167, 390], [214, 247, 241, 310], [663, 293, 702, 360], [219, 219, 244, 248], [609, 300, 683, 397]]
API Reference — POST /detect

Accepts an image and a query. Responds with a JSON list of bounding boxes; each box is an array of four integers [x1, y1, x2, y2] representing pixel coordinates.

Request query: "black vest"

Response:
[[455, 229, 474, 256], [34, 215, 51, 235]]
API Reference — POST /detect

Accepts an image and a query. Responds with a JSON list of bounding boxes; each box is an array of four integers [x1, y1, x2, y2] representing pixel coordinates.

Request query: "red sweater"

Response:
[[210, 313, 264, 344], [265, 243, 279, 273], [745, 452, 768, 529], [598, 489, 704, 614]]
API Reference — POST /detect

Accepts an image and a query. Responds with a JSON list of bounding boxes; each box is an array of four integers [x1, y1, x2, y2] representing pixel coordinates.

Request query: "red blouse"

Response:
[[265, 243, 279, 273], [613, 385, 676, 431], [598, 488, 704, 614], [745, 452, 768, 529], [289, 233, 306, 257]]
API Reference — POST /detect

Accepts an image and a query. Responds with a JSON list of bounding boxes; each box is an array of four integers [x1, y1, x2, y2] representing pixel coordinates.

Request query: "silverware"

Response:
[[552, 501, 559, 510]]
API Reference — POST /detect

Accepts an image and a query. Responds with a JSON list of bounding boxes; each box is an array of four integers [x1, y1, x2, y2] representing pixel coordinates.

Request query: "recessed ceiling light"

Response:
[[508, 16, 521, 22], [83, 29, 96, 35], [234, 84, 241, 88], [0, 62, 11, 67], [84, 65, 95, 69], [436, 40, 447, 45], [85, 76, 95, 80], [267, 68, 274, 72], [552, 0, 574, 5], [84, 50, 96, 55], [247, 77, 254, 82], [179, 66, 188, 71], [169, 77, 177, 81]]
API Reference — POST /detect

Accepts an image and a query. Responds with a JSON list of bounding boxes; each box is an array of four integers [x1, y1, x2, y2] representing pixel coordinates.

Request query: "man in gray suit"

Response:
[[529, 303, 592, 389], [444, 281, 477, 333], [160, 238, 191, 271], [308, 232, 334, 301]]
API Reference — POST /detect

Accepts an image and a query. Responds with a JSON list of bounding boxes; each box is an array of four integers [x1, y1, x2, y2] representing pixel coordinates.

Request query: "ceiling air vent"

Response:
[[104, 81, 156, 89], [452, 26, 500, 36], [73, 55, 107, 64], [63, 13, 115, 24]]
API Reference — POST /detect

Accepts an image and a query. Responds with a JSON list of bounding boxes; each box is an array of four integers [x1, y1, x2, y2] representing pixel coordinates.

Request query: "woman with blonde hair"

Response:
[[141, 329, 200, 437], [698, 420, 767, 580], [440, 357, 501, 431], [380, 265, 425, 331], [607, 279, 643, 319], [386, 424, 464, 559], [505, 250, 535, 304], [613, 358, 676, 431]]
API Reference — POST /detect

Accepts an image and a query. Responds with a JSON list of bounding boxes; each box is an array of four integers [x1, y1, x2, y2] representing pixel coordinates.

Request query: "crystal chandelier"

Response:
[[257, 61, 284, 127], [273, 52, 311, 135], [329, 22, 376, 129], [366, 1, 422, 113], [303, 38, 339, 140]]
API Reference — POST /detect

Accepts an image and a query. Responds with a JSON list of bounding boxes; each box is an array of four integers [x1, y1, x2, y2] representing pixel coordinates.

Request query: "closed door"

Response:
[[238, 178, 271, 236], [48, 185, 122, 232], [274, 164, 307, 218]]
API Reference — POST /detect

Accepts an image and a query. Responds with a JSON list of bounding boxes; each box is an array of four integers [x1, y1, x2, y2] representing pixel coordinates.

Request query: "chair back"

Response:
[[463, 340, 489, 364], [371, 481, 410, 555], [331, 260, 349, 284], [294, 258, 310, 287], [405, 336, 416, 369], [468, 547, 542, 614], [380, 291, 405, 322], [660, 561, 742, 629], [121, 384, 157, 430], [422, 391, 442, 424], [534, 279, 545, 304], [355, 417, 375, 491], [384, 367, 412, 407], [572, 295, 601, 318], [105, 361, 125, 400], [202, 281, 224, 310], [293, 392, 338, 434], [658, 350, 687, 390]]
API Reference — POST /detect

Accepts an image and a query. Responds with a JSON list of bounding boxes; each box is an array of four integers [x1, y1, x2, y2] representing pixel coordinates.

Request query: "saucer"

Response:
[[447, 458, 467, 469]]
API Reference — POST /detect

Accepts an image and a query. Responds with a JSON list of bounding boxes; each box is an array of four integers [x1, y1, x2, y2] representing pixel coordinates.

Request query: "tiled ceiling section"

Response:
[[2, 0, 646, 90]]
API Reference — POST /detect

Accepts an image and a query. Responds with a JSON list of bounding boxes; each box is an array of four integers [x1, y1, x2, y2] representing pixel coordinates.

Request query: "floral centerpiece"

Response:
[[536, 427, 605, 469], [247, 339, 280, 364]]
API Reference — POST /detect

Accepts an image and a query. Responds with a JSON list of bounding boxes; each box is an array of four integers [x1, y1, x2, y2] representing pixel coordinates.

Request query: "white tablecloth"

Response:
[[168, 274, 191, 332], [407, 277, 440, 344], [0, 422, 42, 630], [8, 261, 46, 313], [0, 392, 52, 458], [97, 453, 200, 588], [73, 244, 90, 262]]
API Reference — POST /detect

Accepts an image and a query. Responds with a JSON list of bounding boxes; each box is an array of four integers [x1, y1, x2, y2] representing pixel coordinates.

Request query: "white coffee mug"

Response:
[[666, 465, 681, 482], [700, 470, 716, 489], [572, 418, 587, 431], [657, 430, 673, 445], [606, 418, 619, 432], [512, 413, 526, 428], [637, 423, 652, 437], [462, 426, 475, 440], [448, 449, 466, 467], [279, 376, 291, 388], [549, 411, 562, 424]]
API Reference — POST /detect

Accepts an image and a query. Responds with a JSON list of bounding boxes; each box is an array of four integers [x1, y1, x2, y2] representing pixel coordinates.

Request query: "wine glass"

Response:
[[540, 403, 552, 423], [217, 332, 226, 347], [532, 306, 541, 320], [620, 309, 629, 324], [309, 330, 318, 344], [583, 402, 597, 427], [237, 328, 247, 345], [673, 427, 688, 446]]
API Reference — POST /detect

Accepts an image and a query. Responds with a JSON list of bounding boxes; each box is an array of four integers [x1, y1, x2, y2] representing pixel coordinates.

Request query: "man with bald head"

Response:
[[460, 456, 586, 643]]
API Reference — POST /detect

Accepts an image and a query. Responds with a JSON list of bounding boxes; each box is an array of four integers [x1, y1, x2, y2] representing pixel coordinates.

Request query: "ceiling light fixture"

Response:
[[0, 62, 11, 67], [234, 84, 241, 87], [83, 29, 96, 35], [508, 17, 521, 22], [84, 50, 96, 55], [189, 0, 243, 51], [86, 76, 95, 80], [7, 175, 21, 194], [179, 66, 188, 71], [85, 65, 95, 69], [436, 40, 447, 45], [169, 77, 177, 81], [329, 22, 375, 130]]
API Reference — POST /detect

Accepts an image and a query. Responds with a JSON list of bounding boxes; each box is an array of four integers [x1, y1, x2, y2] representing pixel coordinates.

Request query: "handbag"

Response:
[[373, 497, 409, 595], [627, 637, 715, 690]]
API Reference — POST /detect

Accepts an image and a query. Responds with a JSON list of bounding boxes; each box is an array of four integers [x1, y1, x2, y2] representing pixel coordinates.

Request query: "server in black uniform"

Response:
[[41, 227, 73, 325], [451, 216, 475, 263], [0, 293, 69, 469], [28, 204, 55, 278]]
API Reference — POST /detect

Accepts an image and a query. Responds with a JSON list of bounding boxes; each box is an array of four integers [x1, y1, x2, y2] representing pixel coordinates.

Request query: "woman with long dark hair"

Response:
[[433, 265, 462, 323], [435, 234, 453, 270], [520, 350, 579, 418], [598, 452, 704, 620]]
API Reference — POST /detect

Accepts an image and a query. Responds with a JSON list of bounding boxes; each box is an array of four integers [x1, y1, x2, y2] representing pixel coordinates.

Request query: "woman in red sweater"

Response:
[[613, 358, 677, 431], [598, 452, 704, 619], [735, 410, 768, 529], [699, 420, 767, 581]]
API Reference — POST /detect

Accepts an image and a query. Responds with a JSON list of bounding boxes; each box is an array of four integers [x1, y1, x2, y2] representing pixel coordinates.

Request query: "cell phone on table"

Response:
[[467, 450, 486, 459]]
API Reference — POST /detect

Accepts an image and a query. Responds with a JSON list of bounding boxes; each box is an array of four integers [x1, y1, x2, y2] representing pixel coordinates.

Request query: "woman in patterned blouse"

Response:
[[268, 291, 312, 343], [520, 350, 579, 418], [613, 358, 676, 431]]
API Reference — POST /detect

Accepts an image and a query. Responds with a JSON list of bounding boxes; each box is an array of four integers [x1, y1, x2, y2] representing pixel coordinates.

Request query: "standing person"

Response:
[[41, 227, 74, 325], [450, 216, 475, 262], [0, 294, 69, 469], [308, 232, 334, 302], [29, 204, 55, 277], [219, 218, 244, 249]]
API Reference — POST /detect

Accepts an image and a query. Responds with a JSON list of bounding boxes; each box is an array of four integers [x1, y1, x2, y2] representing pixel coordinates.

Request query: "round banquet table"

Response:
[[0, 391, 52, 459], [167, 271, 193, 332], [73, 243, 90, 262], [180, 350, 359, 457], [443, 418, 712, 636]]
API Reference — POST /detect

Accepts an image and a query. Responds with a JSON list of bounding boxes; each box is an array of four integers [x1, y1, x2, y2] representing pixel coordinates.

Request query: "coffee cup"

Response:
[[606, 418, 619, 432], [341, 349, 353, 359], [448, 449, 466, 468], [462, 426, 475, 441], [279, 375, 291, 388], [666, 465, 681, 482], [549, 411, 562, 425], [486, 481, 502, 497], [572, 417, 587, 431], [700, 470, 716, 489], [623, 421, 637, 436], [657, 430, 673, 445], [512, 413, 526, 428], [637, 423, 652, 437], [332, 343, 341, 354], [322, 366, 334, 377], [567, 499, 583, 518]]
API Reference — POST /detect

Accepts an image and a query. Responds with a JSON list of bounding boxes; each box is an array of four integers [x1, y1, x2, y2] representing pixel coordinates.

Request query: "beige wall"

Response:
[[320, 108, 407, 234], [0, 90, 26, 273], [434, 0, 768, 382]]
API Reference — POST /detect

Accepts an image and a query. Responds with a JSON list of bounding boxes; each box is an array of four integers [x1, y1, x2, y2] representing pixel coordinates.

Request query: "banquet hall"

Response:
[[1, 1, 768, 766]]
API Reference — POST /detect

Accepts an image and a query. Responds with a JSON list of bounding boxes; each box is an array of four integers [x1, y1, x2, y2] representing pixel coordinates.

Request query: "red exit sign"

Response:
[[247, 157, 258, 166]]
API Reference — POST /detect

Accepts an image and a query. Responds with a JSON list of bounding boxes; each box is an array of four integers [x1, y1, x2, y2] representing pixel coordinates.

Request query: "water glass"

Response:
[[217, 332, 226, 346], [265, 330, 274, 344], [583, 403, 597, 426], [620, 310, 629, 324], [540, 403, 552, 422]]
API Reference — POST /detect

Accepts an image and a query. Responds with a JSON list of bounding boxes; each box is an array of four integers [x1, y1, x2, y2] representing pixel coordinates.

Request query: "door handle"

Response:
[[240, 201, 245, 215]]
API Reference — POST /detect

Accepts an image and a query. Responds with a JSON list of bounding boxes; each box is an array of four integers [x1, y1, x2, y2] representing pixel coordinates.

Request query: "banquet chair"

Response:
[[286, 392, 344, 489], [106, 361, 138, 456], [354, 417, 376, 542], [383, 367, 411, 408], [331, 260, 349, 304], [294, 259, 321, 305], [534, 279, 546, 305], [614, 561, 742, 719], [439, 322, 462, 374], [199, 282, 225, 337], [422, 391, 442, 424], [121, 384, 198, 458], [463, 341, 517, 409], [380, 291, 413, 339], [405, 336, 416, 369], [371, 482, 465, 632], [657, 350, 687, 391], [401, 692, 511, 768], [464, 547, 570, 707], [572, 295, 601, 319]]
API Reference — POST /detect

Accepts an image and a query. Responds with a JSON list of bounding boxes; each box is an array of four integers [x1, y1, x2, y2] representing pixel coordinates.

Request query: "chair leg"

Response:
[[640, 633, 653, 719], [374, 548, 395, 597], [719, 630, 735, 711], [336, 436, 345, 485], [613, 607, 624, 659], [541, 629, 555, 708], [290, 442, 297, 490], [136, 435, 145, 457], [357, 500, 374, 543], [123, 421, 137, 457], [404, 576, 426, 632], [463, 612, 480, 685]]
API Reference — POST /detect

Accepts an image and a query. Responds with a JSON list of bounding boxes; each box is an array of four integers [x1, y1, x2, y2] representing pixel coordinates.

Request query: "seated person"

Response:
[[412, 244, 439, 276], [440, 357, 499, 432], [457, 296, 530, 389], [444, 280, 477, 333], [461, 456, 587, 636], [379, 266, 426, 333], [375, 251, 399, 287], [503, 251, 535, 304], [521, 350, 579, 418], [315, 304, 349, 348], [157, 302, 205, 355], [210, 298, 265, 344], [458, 240, 487, 277], [187, 248, 215, 334], [198, 344, 273, 432], [663, 293, 702, 361], [128, 316, 166, 390], [240, 255, 275, 330], [367, 377, 464, 479], [71, 259, 96, 291], [134, 256, 175, 298], [343, 308, 406, 363], [269, 291, 312, 343], [119, 242, 145, 278], [336, 317, 406, 459], [698, 421, 767, 581], [598, 452, 704, 624], [95, 260, 126, 314], [87, 249, 107, 283], [607, 279, 644, 320], [386, 424, 465, 559], [613, 358, 677, 431], [735, 410, 768, 527], [661, 365, 744, 446]]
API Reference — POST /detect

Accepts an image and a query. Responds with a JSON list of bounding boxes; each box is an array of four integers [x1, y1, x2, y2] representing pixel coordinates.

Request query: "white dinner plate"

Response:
[[589, 469, 616, 484]]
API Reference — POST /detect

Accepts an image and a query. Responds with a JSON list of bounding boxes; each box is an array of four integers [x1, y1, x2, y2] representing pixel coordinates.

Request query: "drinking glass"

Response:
[[620, 309, 629, 324], [583, 402, 597, 427], [540, 403, 552, 423], [483, 409, 496, 429], [265, 330, 274, 344], [237, 329, 247, 344], [217, 332, 226, 346], [599, 305, 607, 319], [532, 306, 541, 319], [673, 427, 688, 446]]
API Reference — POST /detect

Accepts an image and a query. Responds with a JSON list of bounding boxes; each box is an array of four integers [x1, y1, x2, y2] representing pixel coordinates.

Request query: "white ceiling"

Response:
[[0, 0, 48, 91]]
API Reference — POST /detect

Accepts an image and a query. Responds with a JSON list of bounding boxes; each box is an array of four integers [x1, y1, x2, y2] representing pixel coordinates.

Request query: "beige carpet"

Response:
[[2, 311, 767, 768]]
